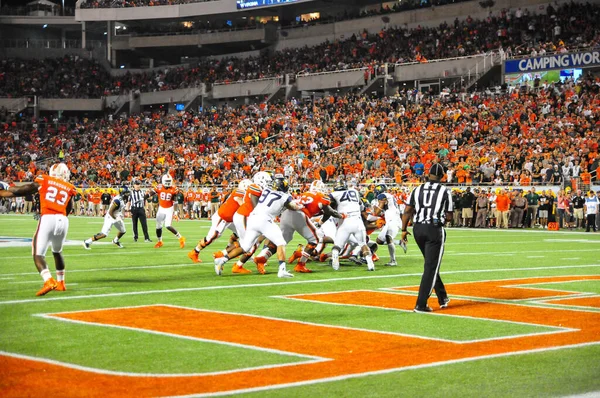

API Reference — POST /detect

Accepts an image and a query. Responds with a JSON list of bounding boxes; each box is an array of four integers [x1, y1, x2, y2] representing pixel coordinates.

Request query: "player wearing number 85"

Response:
[[0, 163, 77, 296], [150, 174, 185, 249]]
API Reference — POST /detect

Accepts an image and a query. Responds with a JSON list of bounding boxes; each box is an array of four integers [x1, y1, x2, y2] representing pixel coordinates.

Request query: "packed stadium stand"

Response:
[[0, 0, 599, 199]]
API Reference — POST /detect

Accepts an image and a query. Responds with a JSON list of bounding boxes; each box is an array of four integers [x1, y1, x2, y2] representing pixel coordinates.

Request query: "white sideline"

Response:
[[0, 264, 599, 305]]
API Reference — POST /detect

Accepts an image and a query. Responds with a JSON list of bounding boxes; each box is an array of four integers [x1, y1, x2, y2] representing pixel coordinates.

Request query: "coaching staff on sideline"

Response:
[[401, 163, 453, 313], [130, 180, 152, 242]]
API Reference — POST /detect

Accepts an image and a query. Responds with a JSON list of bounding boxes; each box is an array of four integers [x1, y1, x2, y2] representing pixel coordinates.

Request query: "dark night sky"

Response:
[[2, 0, 78, 7]]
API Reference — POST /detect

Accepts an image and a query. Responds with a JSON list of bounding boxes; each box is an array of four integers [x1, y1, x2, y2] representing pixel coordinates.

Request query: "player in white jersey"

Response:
[[83, 187, 130, 249], [328, 180, 374, 271], [214, 175, 303, 278], [373, 184, 406, 266]]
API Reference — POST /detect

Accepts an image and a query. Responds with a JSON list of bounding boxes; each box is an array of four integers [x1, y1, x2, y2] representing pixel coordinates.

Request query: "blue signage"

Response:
[[505, 50, 600, 73], [237, 0, 300, 9]]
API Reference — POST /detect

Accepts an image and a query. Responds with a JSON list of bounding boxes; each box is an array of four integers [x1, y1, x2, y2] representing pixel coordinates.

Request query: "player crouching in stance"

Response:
[[215, 175, 303, 278], [372, 184, 406, 266], [0, 163, 77, 295], [152, 174, 185, 249], [187, 179, 249, 263], [83, 186, 130, 249]]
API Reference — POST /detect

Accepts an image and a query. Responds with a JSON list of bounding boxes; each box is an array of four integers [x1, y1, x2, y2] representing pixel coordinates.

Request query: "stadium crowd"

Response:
[[1, 72, 599, 190], [1, 2, 599, 98], [80, 0, 216, 9]]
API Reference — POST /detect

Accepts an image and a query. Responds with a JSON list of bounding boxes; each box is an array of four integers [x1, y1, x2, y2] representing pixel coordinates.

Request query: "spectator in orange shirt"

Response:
[[495, 189, 511, 229]]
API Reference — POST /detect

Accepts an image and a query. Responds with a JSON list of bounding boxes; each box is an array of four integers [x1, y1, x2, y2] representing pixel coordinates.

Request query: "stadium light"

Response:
[[43, 24, 48, 28]]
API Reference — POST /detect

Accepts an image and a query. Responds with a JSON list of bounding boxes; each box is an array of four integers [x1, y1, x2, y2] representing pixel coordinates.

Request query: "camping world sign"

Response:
[[504, 50, 600, 73]]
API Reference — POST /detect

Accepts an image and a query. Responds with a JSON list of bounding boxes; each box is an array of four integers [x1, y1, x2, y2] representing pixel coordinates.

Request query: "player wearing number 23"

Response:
[[0, 163, 77, 296]]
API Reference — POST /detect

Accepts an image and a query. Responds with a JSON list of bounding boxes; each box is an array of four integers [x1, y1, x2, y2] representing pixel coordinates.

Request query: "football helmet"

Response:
[[333, 180, 347, 191], [272, 177, 289, 193], [49, 163, 70, 182], [161, 174, 173, 188], [309, 180, 326, 194], [253, 171, 272, 191], [238, 179, 252, 191], [119, 186, 130, 198], [374, 184, 387, 196]]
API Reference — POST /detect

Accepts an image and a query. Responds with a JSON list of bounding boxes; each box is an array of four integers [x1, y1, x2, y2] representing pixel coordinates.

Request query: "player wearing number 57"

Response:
[[0, 163, 77, 296]]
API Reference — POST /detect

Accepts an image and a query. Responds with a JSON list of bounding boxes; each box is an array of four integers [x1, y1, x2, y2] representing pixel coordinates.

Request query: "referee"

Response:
[[130, 180, 151, 242], [401, 163, 453, 313]]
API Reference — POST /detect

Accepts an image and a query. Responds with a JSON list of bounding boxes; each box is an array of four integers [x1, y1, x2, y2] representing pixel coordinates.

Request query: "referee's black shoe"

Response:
[[413, 306, 433, 313], [439, 297, 450, 309]]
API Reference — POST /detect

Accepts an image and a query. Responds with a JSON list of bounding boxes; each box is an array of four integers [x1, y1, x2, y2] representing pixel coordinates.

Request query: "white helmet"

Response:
[[253, 171, 272, 191], [238, 179, 252, 191], [161, 174, 173, 188], [309, 180, 326, 194], [49, 163, 70, 182]]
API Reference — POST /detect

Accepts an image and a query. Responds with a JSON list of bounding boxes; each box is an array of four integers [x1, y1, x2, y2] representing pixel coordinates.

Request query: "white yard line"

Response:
[[1, 264, 599, 305]]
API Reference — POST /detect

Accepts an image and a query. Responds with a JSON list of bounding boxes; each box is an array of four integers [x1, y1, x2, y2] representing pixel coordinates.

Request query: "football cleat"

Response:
[[372, 253, 380, 262], [439, 297, 451, 309], [254, 257, 267, 275], [288, 248, 303, 264], [384, 261, 397, 267], [36, 278, 58, 296], [187, 250, 201, 263], [179, 236, 186, 249], [319, 253, 329, 262], [214, 257, 227, 276], [56, 281, 66, 291], [294, 264, 313, 273], [277, 269, 294, 278], [154, 241, 163, 248], [113, 239, 124, 249], [349, 255, 362, 265], [232, 265, 252, 274], [331, 258, 340, 271], [83, 241, 91, 250], [213, 251, 225, 259]]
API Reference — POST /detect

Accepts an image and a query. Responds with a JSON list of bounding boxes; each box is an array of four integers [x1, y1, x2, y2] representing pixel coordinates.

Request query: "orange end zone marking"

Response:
[[1, 276, 600, 397], [545, 296, 600, 309], [392, 276, 600, 300]]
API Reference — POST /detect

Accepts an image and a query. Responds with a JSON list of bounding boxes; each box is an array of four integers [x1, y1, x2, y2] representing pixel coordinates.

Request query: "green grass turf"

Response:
[[1, 214, 599, 396]]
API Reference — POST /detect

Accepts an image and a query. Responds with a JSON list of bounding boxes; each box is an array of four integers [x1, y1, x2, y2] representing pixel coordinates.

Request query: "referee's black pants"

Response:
[[131, 207, 150, 240], [413, 223, 448, 308]]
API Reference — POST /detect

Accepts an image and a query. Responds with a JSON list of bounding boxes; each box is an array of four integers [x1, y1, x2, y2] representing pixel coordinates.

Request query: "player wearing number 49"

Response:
[[0, 163, 77, 296], [151, 174, 185, 249], [83, 186, 130, 249]]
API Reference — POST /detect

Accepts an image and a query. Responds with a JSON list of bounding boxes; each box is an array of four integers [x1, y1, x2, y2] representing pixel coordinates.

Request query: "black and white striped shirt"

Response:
[[407, 181, 453, 225], [130, 189, 146, 208]]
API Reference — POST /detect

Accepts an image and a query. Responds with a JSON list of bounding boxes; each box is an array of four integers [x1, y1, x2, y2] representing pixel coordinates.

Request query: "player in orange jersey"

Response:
[[213, 171, 272, 274], [0, 163, 77, 296], [254, 180, 343, 273], [150, 174, 185, 249], [187, 179, 249, 263]]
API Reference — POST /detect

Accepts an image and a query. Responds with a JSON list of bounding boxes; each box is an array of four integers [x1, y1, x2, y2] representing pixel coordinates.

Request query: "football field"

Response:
[[1, 214, 600, 397]]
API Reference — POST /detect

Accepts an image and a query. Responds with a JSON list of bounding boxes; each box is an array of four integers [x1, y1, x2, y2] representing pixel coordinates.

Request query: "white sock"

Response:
[[331, 249, 339, 262], [388, 243, 396, 263], [175, 232, 181, 238], [85, 238, 92, 245], [56, 270, 65, 282], [351, 246, 361, 256], [40, 269, 52, 282], [279, 262, 287, 272]]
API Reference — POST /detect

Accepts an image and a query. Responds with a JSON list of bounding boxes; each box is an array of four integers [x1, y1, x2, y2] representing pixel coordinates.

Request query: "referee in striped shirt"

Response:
[[401, 163, 453, 313], [130, 180, 151, 242]]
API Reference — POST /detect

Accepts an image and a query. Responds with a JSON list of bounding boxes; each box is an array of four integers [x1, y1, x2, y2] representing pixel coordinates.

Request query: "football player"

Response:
[[254, 180, 343, 273], [329, 180, 374, 271], [216, 175, 303, 278], [151, 174, 185, 248], [187, 179, 249, 263], [0, 163, 77, 296], [83, 187, 130, 249], [212, 171, 272, 274], [373, 184, 406, 266]]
